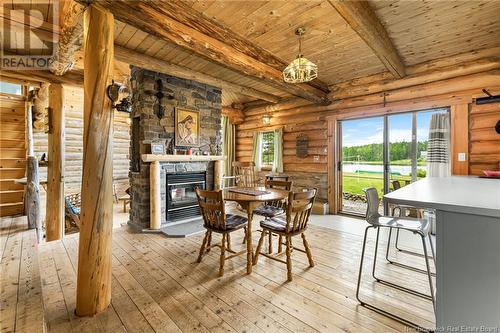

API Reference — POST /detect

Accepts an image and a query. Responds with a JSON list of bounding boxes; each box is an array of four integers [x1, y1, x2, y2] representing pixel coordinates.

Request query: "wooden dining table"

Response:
[[223, 186, 289, 274]]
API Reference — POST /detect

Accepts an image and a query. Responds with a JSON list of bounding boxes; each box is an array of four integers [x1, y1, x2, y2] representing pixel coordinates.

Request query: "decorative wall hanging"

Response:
[[154, 79, 174, 119], [175, 108, 200, 147], [283, 27, 318, 84], [296, 134, 309, 158], [262, 114, 271, 125]]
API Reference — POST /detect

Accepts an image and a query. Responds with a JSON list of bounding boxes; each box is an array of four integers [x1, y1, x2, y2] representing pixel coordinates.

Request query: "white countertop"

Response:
[[384, 176, 500, 218]]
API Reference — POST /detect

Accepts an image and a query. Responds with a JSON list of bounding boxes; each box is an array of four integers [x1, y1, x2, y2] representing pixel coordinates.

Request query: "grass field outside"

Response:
[[342, 171, 416, 196]]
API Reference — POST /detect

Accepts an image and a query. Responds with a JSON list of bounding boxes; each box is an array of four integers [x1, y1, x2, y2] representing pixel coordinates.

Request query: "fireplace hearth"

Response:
[[166, 172, 206, 222]]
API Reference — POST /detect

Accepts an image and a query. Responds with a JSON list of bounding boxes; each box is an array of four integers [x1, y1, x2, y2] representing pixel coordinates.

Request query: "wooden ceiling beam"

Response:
[[140, 0, 330, 94], [1, 69, 84, 86], [328, 0, 406, 78], [113, 46, 281, 103], [330, 48, 500, 100], [88, 0, 330, 105], [49, 0, 85, 75]]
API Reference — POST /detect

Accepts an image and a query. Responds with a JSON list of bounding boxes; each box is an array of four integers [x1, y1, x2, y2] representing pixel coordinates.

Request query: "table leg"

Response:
[[245, 202, 254, 274]]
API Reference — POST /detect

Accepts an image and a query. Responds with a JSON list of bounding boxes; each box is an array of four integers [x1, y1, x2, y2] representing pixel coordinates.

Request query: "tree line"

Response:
[[343, 141, 428, 162]]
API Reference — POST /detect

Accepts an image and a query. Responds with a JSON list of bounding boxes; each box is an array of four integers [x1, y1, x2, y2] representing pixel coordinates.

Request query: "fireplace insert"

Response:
[[166, 172, 206, 222]]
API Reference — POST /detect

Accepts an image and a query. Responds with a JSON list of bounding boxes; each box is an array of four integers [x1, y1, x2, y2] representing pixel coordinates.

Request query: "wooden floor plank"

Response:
[[0, 217, 25, 333], [38, 242, 73, 333], [4, 214, 436, 332], [61, 237, 127, 333], [112, 255, 183, 333], [114, 232, 267, 333], [110, 275, 156, 333], [15, 228, 45, 333]]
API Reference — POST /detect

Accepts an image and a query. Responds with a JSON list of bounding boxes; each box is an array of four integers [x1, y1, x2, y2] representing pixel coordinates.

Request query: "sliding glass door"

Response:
[[338, 108, 448, 216], [340, 116, 385, 215]]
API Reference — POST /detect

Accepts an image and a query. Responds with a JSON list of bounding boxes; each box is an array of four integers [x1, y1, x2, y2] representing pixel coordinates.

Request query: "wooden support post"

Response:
[[214, 160, 223, 190], [450, 104, 470, 175], [26, 156, 42, 241], [76, 5, 114, 316], [150, 161, 161, 230], [45, 83, 65, 241]]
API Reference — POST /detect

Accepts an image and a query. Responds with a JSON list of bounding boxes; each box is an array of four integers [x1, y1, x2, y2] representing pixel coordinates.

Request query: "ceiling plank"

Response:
[[89, 0, 330, 104], [143, 0, 330, 94], [49, 0, 85, 75], [113, 46, 281, 103], [328, 0, 406, 78]]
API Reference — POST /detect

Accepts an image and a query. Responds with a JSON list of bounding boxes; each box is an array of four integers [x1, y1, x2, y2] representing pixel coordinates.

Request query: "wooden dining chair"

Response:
[[253, 188, 317, 281], [253, 179, 293, 254], [232, 161, 260, 187], [195, 188, 248, 277]]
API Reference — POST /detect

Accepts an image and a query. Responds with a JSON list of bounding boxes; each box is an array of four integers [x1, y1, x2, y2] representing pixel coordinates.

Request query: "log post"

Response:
[[214, 160, 223, 190], [76, 5, 114, 316], [150, 161, 161, 230], [26, 156, 42, 241], [45, 83, 65, 241]]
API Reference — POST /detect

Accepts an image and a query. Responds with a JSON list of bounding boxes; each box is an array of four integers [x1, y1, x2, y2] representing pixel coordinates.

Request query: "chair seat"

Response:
[[260, 216, 287, 232], [253, 205, 284, 218], [221, 214, 248, 231], [371, 216, 430, 234]]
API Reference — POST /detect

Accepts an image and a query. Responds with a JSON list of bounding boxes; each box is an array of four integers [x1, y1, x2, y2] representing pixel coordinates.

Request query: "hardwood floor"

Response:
[[1, 214, 435, 332]]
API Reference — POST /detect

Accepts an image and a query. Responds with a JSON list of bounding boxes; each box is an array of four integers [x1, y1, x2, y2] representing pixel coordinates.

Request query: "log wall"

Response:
[[34, 85, 130, 196], [236, 69, 500, 205], [236, 119, 328, 201], [469, 102, 500, 175]]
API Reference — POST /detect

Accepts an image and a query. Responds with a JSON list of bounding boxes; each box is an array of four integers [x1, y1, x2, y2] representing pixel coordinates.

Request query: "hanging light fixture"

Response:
[[283, 27, 318, 84]]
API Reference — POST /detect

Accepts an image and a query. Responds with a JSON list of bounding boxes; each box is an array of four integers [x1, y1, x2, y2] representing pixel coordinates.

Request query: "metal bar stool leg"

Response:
[[385, 226, 436, 276], [372, 227, 433, 301], [421, 234, 436, 314], [357, 226, 433, 332]]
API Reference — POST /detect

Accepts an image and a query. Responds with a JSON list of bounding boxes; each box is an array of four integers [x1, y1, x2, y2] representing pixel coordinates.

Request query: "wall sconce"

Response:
[[107, 80, 132, 113], [262, 114, 271, 125]]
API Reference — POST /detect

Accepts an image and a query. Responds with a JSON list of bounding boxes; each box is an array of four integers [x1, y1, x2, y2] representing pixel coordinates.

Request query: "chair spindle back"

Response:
[[195, 188, 227, 230], [265, 179, 293, 208], [233, 161, 258, 187], [284, 189, 317, 233], [392, 180, 402, 190]]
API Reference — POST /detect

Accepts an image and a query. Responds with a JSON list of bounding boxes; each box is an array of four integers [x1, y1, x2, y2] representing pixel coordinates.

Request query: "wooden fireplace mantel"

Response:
[[142, 154, 225, 163]]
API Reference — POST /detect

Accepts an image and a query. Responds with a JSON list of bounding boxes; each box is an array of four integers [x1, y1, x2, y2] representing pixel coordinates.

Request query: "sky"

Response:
[[342, 109, 448, 147]]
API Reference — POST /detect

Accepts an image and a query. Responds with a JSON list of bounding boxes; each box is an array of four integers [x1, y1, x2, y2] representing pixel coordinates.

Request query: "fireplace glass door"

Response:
[[166, 172, 206, 222]]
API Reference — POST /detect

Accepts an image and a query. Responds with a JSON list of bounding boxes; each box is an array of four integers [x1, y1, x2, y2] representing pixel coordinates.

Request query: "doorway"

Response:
[[338, 108, 448, 216]]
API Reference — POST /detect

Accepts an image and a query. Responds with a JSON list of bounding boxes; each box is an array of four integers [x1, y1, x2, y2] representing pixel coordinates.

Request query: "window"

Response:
[[261, 131, 275, 167], [0, 81, 22, 95]]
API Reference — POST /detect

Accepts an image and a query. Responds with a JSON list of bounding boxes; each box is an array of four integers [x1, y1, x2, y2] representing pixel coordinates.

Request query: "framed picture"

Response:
[[151, 141, 165, 155], [175, 108, 200, 147]]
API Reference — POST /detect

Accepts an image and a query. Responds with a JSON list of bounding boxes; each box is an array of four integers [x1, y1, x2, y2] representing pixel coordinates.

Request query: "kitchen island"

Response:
[[384, 176, 500, 331]]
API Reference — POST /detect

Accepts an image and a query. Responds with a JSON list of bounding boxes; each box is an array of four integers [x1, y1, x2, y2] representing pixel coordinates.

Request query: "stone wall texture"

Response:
[[129, 67, 222, 230]]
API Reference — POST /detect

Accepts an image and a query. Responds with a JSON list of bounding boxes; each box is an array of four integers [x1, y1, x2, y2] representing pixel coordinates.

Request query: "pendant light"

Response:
[[283, 27, 318, 84]]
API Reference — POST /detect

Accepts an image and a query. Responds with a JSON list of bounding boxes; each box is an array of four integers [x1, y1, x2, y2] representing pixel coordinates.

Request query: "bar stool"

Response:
[[386, 180, 435, 275], [356, 188, 435, 330]]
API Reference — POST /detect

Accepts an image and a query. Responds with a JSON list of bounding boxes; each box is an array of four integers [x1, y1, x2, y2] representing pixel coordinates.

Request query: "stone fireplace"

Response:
[[128, 67, 222, 230]]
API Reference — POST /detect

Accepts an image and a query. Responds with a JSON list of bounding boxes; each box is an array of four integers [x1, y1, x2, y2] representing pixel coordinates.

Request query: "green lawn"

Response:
[[344, 159, 427, 166], [342, 172, 413, 196]]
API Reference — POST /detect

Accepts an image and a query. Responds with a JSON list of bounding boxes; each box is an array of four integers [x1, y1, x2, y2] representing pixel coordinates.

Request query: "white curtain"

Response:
[[427, 112, 450, 234], [273, 128, 283, 173], [427, 112, 451, 177], [252, 132, 263, 171]]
